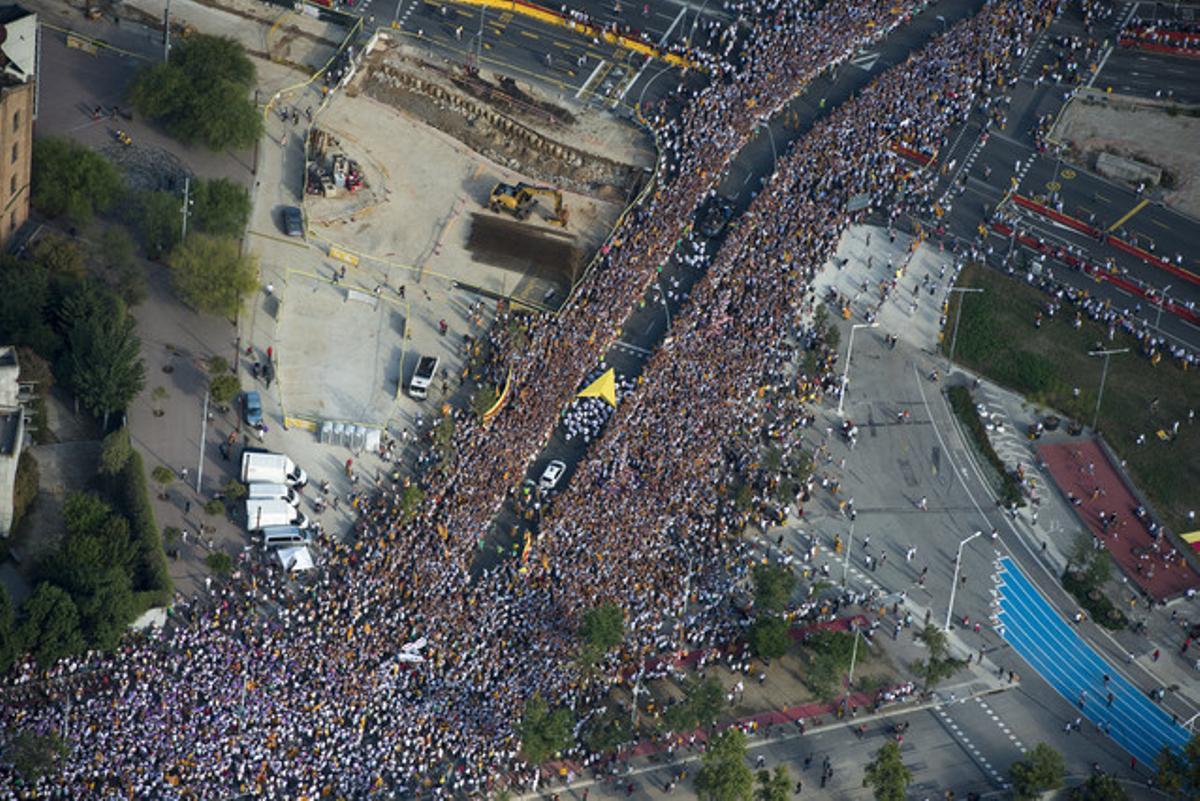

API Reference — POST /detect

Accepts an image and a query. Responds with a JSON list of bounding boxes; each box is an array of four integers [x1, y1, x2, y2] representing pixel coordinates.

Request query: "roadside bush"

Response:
[[167, 233, 258, 318], [191, 178, 252, 238], [205, 552, 233, 576], [947, 385, 1024, 507], [98, 427, 132, 476], [203, 499, 225, 516], [111, 450, 172, 611]]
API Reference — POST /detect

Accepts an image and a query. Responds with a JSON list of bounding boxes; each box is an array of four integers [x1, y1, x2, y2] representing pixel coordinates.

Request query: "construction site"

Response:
[[301, 31, 656, 310]]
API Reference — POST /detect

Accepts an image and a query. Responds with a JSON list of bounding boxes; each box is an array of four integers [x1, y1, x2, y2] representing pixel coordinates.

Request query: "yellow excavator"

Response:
[[488, 183, 568, 227]]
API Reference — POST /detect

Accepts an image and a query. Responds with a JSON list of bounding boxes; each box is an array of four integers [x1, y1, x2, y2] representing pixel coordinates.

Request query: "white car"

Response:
[[538, 460, 566, 491]]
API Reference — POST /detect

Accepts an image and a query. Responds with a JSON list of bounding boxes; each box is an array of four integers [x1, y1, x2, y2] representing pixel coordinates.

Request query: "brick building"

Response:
[[0, 5, 35, 247]]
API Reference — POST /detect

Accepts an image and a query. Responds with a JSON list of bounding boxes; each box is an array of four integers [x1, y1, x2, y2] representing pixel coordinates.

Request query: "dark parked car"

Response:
[[697, 197, 734, 238], [242, 391, 263, 427], [282, 206, 304, 238]]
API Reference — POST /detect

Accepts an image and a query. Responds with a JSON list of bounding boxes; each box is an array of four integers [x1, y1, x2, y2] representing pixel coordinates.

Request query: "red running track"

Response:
[[1037, 439, 1200, 600]]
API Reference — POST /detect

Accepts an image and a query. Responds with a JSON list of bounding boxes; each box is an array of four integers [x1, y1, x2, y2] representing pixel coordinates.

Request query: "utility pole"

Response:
[[1087, 348, 1128, 431], [180, 176, 192, 241], [1154, 285, 1171, 331], [841, 519, 855, 587], [945, 530, 982, 630], [946, 287, 984, 370], [163, 0, 171, 62]]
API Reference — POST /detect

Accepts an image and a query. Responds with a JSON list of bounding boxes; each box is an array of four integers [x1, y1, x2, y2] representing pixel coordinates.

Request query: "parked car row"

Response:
[[239, 450, 315, 570]]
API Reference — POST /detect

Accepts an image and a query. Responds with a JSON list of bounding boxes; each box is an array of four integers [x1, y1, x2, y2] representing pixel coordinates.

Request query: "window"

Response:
[[8, 175, 14, 195], [9, 143, 16, 165], [11, 111, 18, 132], [9, 212, 15, 233]]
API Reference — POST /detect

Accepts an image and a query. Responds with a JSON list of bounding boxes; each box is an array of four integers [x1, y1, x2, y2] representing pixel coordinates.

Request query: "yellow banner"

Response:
[[576, 368, 617, 406], [328, 245, 360, 267]]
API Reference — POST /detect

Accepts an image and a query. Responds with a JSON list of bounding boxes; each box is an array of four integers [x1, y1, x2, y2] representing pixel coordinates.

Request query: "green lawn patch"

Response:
[[944, 262, 1200, 532], [947, 385, 1024, 507]]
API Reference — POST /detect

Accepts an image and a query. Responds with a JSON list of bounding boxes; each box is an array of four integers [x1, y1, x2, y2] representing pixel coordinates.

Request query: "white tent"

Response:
[[277, 545, 315, 573]]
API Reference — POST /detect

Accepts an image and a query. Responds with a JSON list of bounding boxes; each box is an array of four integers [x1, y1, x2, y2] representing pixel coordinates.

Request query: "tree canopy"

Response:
[[695, 728, 753, 801], [579, 601, 625, 654], [1010, 743, 1065, 800], [1068, 772, 1128, 801], [192, 178, 252, 238], [516, 693, 573, 765], [17, 583, 85, 666], [129, 35, 263, 150], [863, 740, 912, 801], [913, 624, 965, 690], [31, 137, 122, 221], [167, 233, 258, 318], [1155, 736, 1200, 799], [747, 614, 790, 660], [60, 290, 145, 428], [754, 765, 791, 801], [752, 563, 796, 614]]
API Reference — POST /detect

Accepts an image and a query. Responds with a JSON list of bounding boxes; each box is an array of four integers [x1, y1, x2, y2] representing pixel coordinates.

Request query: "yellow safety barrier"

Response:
[[328, 245, 360, 267], [451, 0, 697, 70], [284, 417, 319, 432], [66, 34, 98, 56], [482, 369, 513, 425]]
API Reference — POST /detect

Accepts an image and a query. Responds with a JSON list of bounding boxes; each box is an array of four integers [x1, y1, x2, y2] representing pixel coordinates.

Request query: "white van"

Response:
[[260, 525, 310, 548], [240, 451, 309, 488], [245, 500, 310, 531], [246, 482, 301, 508]]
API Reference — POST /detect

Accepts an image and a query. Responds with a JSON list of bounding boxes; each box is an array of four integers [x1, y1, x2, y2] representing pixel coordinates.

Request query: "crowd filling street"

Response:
[[0, 0, 1085, 797]]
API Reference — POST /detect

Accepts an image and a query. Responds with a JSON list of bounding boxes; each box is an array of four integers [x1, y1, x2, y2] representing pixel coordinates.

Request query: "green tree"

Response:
[[31, 137, 122, 221], [62, 297, 146, 429], [63, 492, 114, 539], [752, 563, 796, 614], [581, 705, 632, 755], [31, 234, 86, 279], [209, 373, 241, 406], [913, 624, 965, 691], [747, 615, 790, 660], [206, 552, 233, 575], [661, 697, 699, 734], [3, 730, 69, 783], [0, 258, 58, 355], [1155, 736, 1200, 799], [754, 765, 791, 801], [1068, 772, 1128, 801], [688, 676, 725, 729], [1010, 743, 1066, 800], [129, 35, 262, 150], [516, 693, 573, 764], [0, 585, 17, 673], [128, 190, 182, 259], [12, 451, 39, 529], [18, 582, 85, 666], [73, 565, 136, 651], [580, 601, 625, 654], [192, 178, 252, 237], [863, 740, 912, 801], [471, 384, 499, 422], [695, 728, 753, 801], [207, 355, 230, 376], [102, 226, 145, 306], [222, 479, 248, 500], [151, 465, 176, 489], [98, 427, 133, 476], [167, 233, 258, 318]]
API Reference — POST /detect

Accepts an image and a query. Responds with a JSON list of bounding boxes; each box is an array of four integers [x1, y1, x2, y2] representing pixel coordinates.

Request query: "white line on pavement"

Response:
[[618, 6, 686, 102], [575, 59, 608, 99]]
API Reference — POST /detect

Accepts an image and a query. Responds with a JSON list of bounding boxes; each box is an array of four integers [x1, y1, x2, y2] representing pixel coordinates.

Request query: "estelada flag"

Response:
[[577, 368, 617, 406]]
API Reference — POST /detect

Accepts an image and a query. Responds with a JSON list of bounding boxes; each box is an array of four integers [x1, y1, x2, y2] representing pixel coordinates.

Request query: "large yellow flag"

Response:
[[577, 368, 617, 406]]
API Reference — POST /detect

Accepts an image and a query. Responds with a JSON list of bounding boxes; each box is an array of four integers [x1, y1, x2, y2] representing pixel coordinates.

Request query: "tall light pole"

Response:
[[843, 624, 862, 707], [836, 322, 879, 418], [945, 530, 982, 630], [476, 5, 487, 66], [1087, 348, 1128, 431], [180, 176, 192, 241], [946, 287, 984, 370], [163, 0, 172, 62], [1154, 285, 1171, 331]]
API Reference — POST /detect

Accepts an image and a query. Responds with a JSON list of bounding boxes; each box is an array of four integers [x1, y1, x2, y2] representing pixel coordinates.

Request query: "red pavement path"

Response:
[[545, 617, 916, 778], [1037, 439, 1200, 600]]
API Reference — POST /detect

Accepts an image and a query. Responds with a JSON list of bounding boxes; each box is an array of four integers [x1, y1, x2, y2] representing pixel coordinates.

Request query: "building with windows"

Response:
[[0, 5, 35, 247]]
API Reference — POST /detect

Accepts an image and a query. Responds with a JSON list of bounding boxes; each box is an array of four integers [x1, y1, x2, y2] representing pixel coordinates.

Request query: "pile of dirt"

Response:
[[1054, 89, 1200, 217], [359, 56, 638, 202]]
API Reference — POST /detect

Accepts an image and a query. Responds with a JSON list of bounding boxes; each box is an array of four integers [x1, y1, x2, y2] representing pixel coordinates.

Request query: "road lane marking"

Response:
[[1107, 197, 1149, 231], [618, 6, 686, 102], [520, 29, 539, 39], [575, 58, 611, 99]]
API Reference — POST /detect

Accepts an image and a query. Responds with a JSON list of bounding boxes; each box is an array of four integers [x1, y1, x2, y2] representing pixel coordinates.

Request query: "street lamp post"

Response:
[[1087, 348, 1129, 431], [945, 287, 984, 370], [836, 322, 879, 418], [944, 530, 983, 630], [1154, 285, 1172, 331]]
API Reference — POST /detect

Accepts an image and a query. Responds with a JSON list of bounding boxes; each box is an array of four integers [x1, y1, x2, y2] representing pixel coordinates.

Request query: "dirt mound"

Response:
[[359, 56, 638, 201]]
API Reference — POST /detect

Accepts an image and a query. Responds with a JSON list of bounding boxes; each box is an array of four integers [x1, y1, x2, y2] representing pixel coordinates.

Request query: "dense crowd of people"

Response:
[[0, 0, 1061, 797]]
